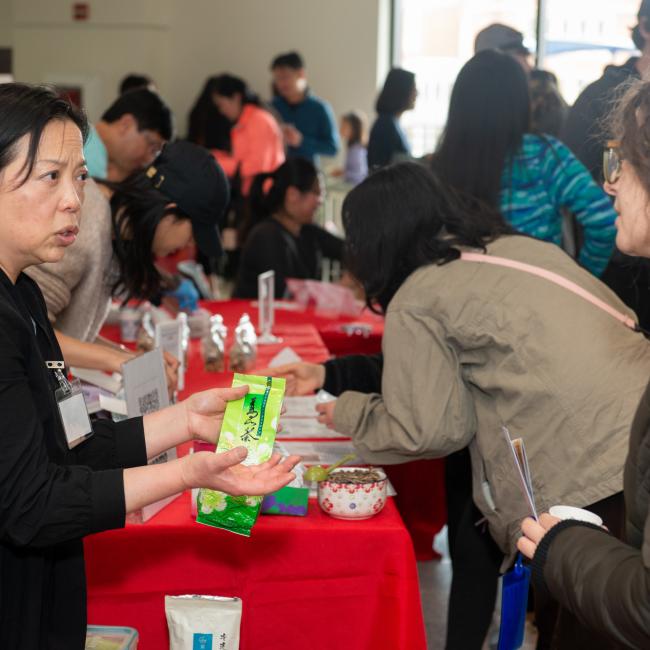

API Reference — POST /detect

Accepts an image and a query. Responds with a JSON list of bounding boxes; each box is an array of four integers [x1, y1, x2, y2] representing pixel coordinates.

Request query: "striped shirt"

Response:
[[500, 134, 616, 276]]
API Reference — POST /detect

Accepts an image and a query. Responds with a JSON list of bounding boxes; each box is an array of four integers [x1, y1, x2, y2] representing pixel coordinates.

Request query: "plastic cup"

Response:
[[119, 308, 141, 342], [548, 505, 603, 526], [187, 308, 210, 339]]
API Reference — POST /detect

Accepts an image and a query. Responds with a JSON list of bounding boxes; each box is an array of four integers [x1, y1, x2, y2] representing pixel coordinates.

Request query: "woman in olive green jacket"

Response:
[[518, 81, 650, 649], [315, 162, 650, 647], [322, 162, 650, 561]]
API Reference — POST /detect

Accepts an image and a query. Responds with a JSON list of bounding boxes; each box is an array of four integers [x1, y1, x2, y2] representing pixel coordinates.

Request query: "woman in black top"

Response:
[[233, 158, 344, 299], [367, 68, 417, 170], [0, 83, 298, 650]]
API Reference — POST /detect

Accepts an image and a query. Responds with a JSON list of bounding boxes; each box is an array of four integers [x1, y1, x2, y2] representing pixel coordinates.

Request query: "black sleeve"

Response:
[[531, 518, 650, 649], [368, 118, 398, 169], [0, 319, 126, 549], [72, 417, 147, 471], [312, 226, 344, 261], [323, 353, 384, 395], [234, 226, 292, 299], [383, 119, 408, 160]]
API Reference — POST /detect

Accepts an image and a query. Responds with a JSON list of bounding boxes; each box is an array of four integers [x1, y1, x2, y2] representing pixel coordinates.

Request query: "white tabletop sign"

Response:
[[122, 348, 178, 520], [123, 348, 170, 417], [258, 270, 281, 344]]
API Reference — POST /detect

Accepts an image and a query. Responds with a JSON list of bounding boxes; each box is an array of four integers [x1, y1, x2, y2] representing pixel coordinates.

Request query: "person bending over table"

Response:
[[0, 83, 299, 650], [278, 162, 650, 649], [517, 80, 650, 650], [232, 158, 343, 299], [25, 140, 229, 384]]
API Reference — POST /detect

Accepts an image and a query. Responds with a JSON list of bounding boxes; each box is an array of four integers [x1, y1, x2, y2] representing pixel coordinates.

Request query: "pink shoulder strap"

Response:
[[460, 252, 639, 331]]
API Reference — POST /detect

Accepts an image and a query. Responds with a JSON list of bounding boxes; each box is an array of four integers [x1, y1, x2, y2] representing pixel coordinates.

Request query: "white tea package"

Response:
[[165, 595, 242, 650]]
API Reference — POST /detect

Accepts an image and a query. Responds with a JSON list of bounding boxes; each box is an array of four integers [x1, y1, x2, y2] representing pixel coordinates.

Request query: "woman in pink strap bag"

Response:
[[314, 161, 650, 649]]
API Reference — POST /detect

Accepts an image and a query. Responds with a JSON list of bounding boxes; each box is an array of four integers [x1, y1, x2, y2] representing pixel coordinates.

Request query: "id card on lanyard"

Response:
[[47, 361, 93, 449]]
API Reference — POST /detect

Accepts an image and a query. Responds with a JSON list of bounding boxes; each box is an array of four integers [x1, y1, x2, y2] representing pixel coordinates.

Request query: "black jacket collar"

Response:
[[0, 268, 59, 352]]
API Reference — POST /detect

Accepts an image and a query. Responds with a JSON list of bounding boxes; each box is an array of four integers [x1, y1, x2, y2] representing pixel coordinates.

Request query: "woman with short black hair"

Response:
[[0, 82, 298, 649], [26, 139, 229, 377], [367, 68, 417, 170]]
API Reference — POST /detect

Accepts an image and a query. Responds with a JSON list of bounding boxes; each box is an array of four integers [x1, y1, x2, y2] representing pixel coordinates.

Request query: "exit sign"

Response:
[[73, 3, 89, 21]]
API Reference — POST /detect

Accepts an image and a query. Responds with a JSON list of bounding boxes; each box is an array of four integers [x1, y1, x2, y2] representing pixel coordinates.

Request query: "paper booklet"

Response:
[[502, 426, 538, 521]]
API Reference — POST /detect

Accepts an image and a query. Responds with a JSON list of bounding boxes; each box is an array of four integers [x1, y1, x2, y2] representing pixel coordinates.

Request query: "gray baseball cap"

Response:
[[475, 23, 529, 55]]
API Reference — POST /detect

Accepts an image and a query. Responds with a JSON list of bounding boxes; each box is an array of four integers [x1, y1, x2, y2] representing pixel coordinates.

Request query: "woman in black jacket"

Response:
[[367, 68, 417, 170], [0, 83, 298, 650], [233, 158, 343, 299], [518, 80, 650, 649]]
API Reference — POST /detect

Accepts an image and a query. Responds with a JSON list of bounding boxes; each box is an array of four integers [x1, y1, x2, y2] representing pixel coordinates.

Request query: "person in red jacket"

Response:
[[211, 74, 285, 196]]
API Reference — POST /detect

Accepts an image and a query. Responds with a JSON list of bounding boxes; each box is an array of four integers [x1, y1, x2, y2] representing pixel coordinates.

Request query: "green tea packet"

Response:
[[196, 373, 285, 536]]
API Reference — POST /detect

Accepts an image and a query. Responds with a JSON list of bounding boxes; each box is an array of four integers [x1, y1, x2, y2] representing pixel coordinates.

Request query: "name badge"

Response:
[[48, 362, 93, 449]]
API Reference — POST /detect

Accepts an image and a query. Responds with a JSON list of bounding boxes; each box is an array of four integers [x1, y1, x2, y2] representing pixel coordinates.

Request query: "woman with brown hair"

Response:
[[519, 80, 650, 649]]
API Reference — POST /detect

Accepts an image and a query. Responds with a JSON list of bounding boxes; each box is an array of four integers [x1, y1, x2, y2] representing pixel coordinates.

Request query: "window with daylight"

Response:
[[393, 0, 640, 156]]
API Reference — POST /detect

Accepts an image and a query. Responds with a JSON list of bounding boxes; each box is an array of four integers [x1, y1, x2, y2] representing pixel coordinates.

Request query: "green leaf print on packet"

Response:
[[196, 373, 286, 536]]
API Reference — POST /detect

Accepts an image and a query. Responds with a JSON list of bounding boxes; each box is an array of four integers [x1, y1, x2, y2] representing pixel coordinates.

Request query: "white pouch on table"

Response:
[[165, 595, 242, 650]]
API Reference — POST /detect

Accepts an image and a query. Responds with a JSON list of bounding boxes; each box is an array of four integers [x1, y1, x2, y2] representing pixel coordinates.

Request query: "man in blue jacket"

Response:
[[271, 51, 339, 165]]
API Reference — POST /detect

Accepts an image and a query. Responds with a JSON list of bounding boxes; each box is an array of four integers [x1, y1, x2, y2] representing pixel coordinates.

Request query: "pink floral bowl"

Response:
[[317, 467, 388, 520]]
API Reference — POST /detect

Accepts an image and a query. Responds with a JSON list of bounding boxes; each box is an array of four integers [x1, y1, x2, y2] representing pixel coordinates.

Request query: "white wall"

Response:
[[0, 0, 13, 47], [12, 0, 171, 121], [164, 0, 388, 142], [9, 0, 390, 158]]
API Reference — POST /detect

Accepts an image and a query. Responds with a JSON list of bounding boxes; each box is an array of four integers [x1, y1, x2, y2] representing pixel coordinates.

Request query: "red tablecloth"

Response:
[[85, 493, 427, 650], [156, 240, 385, 355], [194, 301, 446, 559], [178, 320, 330, 399], [200, 298, 384, 358], [102, 302, 446, 559], [101, 318, 330, 398]]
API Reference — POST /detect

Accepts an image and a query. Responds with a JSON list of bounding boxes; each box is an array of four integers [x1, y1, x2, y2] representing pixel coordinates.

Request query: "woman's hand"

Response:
[[259, 362, 326, 396], [517, 513, 562, 559], [142, 385, 250, 460], [124, 449, 301, 512], [281, 124, 303, 148], [162, 350, 180, 396], [181, 449, 301, 495], [316, 400, 337, 429], [105, 347, 136, 374], [183, 384, 249, 444]]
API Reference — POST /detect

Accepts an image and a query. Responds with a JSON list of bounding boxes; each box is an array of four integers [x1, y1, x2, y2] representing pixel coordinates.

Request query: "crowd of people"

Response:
[[3, 2, 650, 649]]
